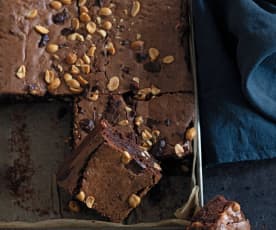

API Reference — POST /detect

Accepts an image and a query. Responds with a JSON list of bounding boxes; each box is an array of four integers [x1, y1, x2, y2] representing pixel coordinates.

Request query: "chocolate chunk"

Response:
[[95, 0, 104, 7], [135, 52, 148, 63], [120, 65, 130, 74], [79, 119, 95, 133], [144, 61, 161, 73], [25, 84, 39, 94], [160, 139, 166, 148], [61, 27, 74, 36], [38, 34, 49, 48], [122, 91, 136, 107], [52, 9, 68, 24], [150, 139, 166, 158]]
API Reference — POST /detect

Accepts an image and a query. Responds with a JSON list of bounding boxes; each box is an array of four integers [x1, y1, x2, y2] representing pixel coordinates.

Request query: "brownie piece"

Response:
[[187, 196, 251, 230], [57, 120, 162, 222], [102, 0, 194, 94], [135, 93, 195, 159], [0, 0, 79, 95], [0, 0, 111, 96], [73, 94, 135, 147]]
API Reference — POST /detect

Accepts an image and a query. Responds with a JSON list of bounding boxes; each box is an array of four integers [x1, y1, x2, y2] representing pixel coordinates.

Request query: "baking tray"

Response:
[[0, 0, 203, 228], [188, 0, 204, 207]]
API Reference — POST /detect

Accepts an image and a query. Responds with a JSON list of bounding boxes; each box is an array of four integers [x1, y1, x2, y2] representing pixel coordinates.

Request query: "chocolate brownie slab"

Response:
[[57, 120, 162, 222], [1, 0, 193, 96]]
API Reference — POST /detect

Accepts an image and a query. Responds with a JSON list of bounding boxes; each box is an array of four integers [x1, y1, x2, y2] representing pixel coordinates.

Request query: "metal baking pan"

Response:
[[0, 0, 203, 228], [188, 0, 204, 208]]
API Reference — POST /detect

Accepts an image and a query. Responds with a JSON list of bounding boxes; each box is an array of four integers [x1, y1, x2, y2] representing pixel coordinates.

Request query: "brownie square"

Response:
[[73, 94, 135, 147], [188, 196, 251, 230], [135, 93, 195, 159], [57, 120, 162, 222], [102, 0, 194, 94], [0, 0, 79, 95]]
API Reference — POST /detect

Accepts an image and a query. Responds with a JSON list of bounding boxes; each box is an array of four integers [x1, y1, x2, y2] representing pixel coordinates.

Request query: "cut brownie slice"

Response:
[[73, 94, 135, 147], [188, 195, 251, 230], [0, 0, 80, 95], [102, 0, 194, 94], [135, 93, 195, 159], [57, 120, 162, 222]]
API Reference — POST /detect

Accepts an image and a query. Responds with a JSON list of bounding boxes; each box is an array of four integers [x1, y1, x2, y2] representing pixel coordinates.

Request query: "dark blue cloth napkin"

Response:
[[193, 0, 276, 165]]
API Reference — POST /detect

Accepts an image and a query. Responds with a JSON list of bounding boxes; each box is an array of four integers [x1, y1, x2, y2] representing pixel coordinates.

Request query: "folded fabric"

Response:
[[215, 0, 276, 121], [193, 0, 276, 165]]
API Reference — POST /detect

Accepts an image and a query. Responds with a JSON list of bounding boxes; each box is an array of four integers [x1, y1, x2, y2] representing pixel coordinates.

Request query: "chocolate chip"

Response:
[[135, 52, 148, 63], [95, 0, 104, 7], [52, 9, 68, 24], [120, 65, 130, 74], [164, 119, 171, 126], [79, 119, 95, 133], [122, 91, 136, 107], [144, 61, 161, 73], [61, 28, 74, 36], [150, 138, 166, 158], [160, 139, 166, 148], [38, 34, 49, 48], [25, 84, 38, 93]]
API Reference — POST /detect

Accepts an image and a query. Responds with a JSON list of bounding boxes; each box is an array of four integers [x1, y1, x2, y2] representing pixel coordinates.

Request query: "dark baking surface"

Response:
[[204, 159, 276, 230], [0, 100, 72, 221], [0, 101, 193, 224]]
